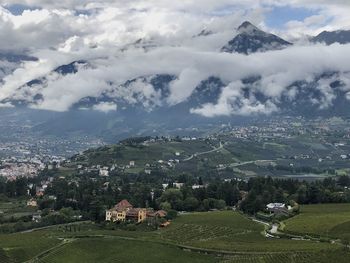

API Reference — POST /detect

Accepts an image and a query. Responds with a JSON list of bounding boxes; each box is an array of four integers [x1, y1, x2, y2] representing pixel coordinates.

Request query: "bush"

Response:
[[166, 210, 178, 220]]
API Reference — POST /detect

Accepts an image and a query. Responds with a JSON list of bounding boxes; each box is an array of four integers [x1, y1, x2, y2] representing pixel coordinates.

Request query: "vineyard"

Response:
[[0, 248, 12, 263], [222, 252, 313, 263], [33, 238, 216, 263], [283, 203, 350, 239], [159, 211, 334, 252], [1, 211, 350, 262]]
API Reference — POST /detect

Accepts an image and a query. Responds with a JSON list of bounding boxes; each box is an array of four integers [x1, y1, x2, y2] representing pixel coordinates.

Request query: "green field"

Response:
[[65, 134, 350, 179], [1, 211, 350, 262], [36, 238, 216, 263], [0, 230, 61, 262], [77, 140, 215, 167], [159, 211, 334, 252], [0, 199, 36, 220], [283, 203, 350, 240]]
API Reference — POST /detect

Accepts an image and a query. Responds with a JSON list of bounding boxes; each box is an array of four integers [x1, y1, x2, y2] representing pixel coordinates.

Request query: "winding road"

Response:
[[182, 142, 223, 162]]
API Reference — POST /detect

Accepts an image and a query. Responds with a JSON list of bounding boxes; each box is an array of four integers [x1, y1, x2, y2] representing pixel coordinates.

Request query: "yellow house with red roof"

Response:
[[106, 200, 147, 223]]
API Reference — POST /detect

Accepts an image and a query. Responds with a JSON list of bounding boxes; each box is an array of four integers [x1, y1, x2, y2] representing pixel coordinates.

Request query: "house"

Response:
[[147, 210, 167, 218], [173, 183, 184, 189], [105, 199, 146, 223], [99, 169, 109, 177], [192, 184, 205, 190], [147, 209, 168, 225], [27, 199, 37, 207], [129, 161, 135, 167], [266, 203, 289, 215], [126, 208, 147, 223], [36, 189, 44, 197], [32, 214, 42, 223]]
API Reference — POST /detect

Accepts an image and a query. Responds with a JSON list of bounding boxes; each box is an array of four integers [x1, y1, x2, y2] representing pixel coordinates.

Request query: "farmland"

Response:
[[35, 238, 217, 263], [0, 211, 350, 262], [159, 211, 335, 252], [60, 130, 350, 181], [283, 203, 350, 240], [0, 230, 61, 262], [0, 199, 36, 220]]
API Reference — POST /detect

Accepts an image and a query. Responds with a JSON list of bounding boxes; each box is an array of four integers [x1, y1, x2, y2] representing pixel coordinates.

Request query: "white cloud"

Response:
[[92, 101, 117, 113], [0, 1, 350, 116]]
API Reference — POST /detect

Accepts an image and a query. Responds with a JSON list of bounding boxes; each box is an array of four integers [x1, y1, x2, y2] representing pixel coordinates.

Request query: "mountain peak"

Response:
[[237, 21, 260, 34], [312, 29, 350, 45], [221, 21, 292, 54]]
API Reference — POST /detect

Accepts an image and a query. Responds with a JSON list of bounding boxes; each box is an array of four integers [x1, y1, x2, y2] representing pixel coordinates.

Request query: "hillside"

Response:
[[64, 121, 350, 180]]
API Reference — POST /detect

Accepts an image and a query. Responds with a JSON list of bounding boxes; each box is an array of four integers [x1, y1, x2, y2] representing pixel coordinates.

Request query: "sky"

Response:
[[0, 0, 350, 116]]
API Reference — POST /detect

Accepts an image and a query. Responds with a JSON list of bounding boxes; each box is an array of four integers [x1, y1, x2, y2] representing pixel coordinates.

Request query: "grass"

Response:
[[0, 230, 61, 262], [0, 199, 36, 216], [0, 211, 349, 262], [79, 140, 214, 167], [283, 203, 350, 240], [36, 238, 217, 263], [222, 250, 350, 263]]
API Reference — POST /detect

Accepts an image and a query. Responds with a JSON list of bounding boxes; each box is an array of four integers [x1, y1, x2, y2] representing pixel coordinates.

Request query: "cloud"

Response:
[[0, 1, 350, 116], [0, 102, 14, 108], [92, 101, 117, 113]]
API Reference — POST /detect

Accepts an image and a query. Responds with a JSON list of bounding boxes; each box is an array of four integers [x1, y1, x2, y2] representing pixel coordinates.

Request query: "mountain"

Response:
[[0, 52, 38, 83], [312, 30, 350, 45], [1, 22, 350, 142], [0, 52, 37, 63], [221, 21, 292, 54]]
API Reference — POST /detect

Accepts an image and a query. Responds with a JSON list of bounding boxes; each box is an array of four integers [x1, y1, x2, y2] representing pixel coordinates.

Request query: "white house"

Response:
[[99, 169, 109, 177]]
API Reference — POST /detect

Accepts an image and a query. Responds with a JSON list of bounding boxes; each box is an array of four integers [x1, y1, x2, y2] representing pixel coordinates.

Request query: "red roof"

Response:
[[115, 199, 133, 210], [126, 208, 144, 217]]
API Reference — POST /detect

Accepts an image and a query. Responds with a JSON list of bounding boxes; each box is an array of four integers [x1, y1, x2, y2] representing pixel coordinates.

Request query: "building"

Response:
[[126, 208, 147, 223], [105, 200, 146, 223], [266, 203, 289, 215], [32, 214, 42, 223], [27, 199, 38, 207], [99, 168, 109, 177]]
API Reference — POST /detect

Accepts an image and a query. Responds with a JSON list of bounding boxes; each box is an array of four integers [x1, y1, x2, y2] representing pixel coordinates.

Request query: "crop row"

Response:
[[161, 223, 254, 243], [0, 248, 13, 263], [222, 252, 313, 263]]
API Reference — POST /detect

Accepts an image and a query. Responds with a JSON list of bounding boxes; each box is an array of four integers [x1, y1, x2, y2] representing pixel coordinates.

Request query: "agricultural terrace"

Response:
[[283, 203, 350, 240], [159, 211, 335, 252], [1, 211, 350, 262]]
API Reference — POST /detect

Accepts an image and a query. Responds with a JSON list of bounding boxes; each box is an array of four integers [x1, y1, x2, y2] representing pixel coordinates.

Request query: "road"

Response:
[[217, 159, 273, 170], [182, 141, 223, 162]]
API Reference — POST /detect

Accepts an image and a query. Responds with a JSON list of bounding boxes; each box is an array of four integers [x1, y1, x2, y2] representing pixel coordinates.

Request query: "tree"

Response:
[[160, 201, 171, 211], [160, 189, 183, 210], [338, 175, 350, 187], [183, 197, 199, 211]]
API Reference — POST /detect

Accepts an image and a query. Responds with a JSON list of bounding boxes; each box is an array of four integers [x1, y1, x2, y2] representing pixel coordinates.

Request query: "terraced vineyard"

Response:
[[0, 248, 12, 263], [160, 211, 335, 252], [283, 203, 350, 240], [222, 252, 313, 263], [2, 211, 350, 262], [0, 230, 61, 262], [34, 238, 217, 263]]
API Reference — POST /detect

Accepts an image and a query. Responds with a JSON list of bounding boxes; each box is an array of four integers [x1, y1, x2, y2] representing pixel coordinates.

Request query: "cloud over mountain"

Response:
[[0, 1, 350, 117]]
